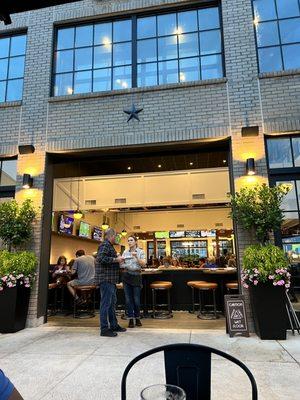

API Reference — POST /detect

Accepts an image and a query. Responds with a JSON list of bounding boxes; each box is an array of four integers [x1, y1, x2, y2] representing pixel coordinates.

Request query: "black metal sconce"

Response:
[[22, 174, 33, 189], [18, 145, 35, 155], [246, 158, 256, 176]]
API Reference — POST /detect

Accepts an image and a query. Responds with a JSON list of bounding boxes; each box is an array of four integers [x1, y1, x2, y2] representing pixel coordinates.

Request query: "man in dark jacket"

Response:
[[95, 228, 126, 337]]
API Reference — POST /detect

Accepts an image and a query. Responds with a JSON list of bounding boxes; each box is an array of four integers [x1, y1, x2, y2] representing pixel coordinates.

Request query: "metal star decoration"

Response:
[[123, 104, 143, 122]]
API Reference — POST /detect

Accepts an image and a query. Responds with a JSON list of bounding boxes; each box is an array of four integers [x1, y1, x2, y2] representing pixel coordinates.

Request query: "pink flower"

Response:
[[285, 284, 290, 288], [254, 269, 259, 274], [253, 280, 258, 285], [243, 283, 249, 289], [269, 275, 274, 280], [2, 276, 7, 282], [273, 281, 277, 286]]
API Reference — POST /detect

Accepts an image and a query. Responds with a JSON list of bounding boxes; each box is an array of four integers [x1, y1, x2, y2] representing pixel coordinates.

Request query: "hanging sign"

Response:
[[225, 294, 249, 337]]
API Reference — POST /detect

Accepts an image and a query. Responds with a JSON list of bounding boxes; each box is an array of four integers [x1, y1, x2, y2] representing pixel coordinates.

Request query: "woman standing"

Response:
[[122, 236, 146, 328]]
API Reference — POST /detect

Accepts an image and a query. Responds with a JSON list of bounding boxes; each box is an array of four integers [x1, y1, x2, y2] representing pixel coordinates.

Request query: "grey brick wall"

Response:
[[0, 0, 300, 328]]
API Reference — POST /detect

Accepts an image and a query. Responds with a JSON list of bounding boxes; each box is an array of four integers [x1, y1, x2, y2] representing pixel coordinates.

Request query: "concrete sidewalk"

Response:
[[0, 326, 299, 399]]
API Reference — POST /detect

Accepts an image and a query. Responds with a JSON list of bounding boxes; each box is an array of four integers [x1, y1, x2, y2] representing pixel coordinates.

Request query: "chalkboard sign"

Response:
[[225, 294, 249, 337]]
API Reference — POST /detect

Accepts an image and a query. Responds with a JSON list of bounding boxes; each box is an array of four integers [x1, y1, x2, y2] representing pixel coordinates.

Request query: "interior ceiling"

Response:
[[51, 139, 230, 179]]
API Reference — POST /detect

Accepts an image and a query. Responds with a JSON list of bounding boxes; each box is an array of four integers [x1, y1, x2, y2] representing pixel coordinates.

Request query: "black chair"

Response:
[[121, 343, 258, 400]]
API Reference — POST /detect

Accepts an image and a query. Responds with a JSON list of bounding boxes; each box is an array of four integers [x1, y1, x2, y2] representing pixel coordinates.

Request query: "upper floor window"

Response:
[[0, 34, 26, 102], [53, 6, 224, 96], [253, 0, 300, 72]]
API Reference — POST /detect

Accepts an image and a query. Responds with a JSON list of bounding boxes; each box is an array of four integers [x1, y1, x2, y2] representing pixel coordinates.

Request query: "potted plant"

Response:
[[231, 183, 290, 340], [0, 199, 37, 333]]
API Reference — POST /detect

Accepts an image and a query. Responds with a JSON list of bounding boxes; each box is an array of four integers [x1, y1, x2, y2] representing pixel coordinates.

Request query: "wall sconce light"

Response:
[[22, 174, 33, 189], [246, 158, 256, 176], [18, 145, 35, 154]]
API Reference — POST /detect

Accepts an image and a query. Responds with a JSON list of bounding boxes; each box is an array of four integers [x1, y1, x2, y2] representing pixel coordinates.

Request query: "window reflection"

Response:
[[278, 181, 297, 211], [254, 0, 300, 73], [54, 7, 224, 94], [0, 34, 26, 103], [267, 138, 293, 168], [137, 6, 223, 88], [0, 160, 17, 186]]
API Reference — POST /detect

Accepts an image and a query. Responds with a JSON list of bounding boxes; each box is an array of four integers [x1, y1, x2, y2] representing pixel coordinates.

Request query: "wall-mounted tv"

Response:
[[185, 230, 202, 238], [93, 226, 102, 241], [155, 231, 169, 239], [169, 231, 185, 238], [58, 214, 74, 235], [79, 221, 91, 238], [207, 230, 216, 237]]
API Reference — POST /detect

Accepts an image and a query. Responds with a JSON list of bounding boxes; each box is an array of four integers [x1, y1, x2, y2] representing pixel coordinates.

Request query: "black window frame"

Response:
[[51, 1, 225, 96], [0, 157, 17, 199], [265, 134, 300, 247], [0, 31, 27, 103], [252, 0, 300, 73]]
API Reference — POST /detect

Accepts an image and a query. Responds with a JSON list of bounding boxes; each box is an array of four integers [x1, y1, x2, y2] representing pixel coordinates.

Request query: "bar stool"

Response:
[[226, 281, 239, 293], [193, 281, 219, 320], [73, 285, 96, 318], [150, 281, 173, 319], [187, 281, 208, 314]]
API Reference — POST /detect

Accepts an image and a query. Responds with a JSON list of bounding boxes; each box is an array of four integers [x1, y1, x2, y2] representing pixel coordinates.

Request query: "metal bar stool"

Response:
[[150, 281, 173, 319], [73, 285, 96, 318], [193, 282, 219, 320], [187, 281, 208, 314], [226, 281, 239, 293]]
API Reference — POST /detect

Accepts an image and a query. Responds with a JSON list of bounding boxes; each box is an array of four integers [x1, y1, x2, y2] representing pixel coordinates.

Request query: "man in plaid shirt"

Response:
[[95, 228, 127, 337]]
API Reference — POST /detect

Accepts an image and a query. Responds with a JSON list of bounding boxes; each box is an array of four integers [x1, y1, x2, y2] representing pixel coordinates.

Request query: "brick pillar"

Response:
[[15, 151, 46, 327]]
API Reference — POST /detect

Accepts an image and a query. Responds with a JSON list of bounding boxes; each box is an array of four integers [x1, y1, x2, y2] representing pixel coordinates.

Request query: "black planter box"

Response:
[[249, 282, 287, 340], [0, 286, 31, 333]]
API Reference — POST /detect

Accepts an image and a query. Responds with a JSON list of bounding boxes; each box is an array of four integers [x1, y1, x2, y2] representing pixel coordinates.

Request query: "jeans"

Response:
[[99, 282, 118, 332], [123, 283, 141, 318]]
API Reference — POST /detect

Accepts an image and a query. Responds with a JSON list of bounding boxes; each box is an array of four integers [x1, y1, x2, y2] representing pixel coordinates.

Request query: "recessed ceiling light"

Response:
[[127, 166, 131, 170], [158, 164, 162, 168], [189, 162, 194, 166], [223, 159, 227, 164]]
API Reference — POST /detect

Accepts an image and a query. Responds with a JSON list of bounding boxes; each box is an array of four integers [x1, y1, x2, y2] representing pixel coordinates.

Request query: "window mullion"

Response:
[[132, 16, 137, 88]]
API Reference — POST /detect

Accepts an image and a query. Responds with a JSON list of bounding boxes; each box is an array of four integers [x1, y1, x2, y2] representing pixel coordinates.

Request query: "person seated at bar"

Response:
[[198, 257, 206, 268], [172, 257, 180, 267], [51, 255, 71, 286], [227, 254, 237, 269], [205, 256, 217, 268], [67, 250, 95, 304], [162, 255, 172, 267], [217, 249, 228, 268], [152, 258, 160, 268]]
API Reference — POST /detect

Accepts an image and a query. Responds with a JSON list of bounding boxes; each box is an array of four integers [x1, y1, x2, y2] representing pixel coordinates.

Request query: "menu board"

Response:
[[185, 230, 202, 238], [169, 231, 185, 238]]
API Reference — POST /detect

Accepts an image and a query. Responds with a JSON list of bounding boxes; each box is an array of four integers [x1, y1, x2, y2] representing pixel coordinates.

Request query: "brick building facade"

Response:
[[0, 0, 300, 328]]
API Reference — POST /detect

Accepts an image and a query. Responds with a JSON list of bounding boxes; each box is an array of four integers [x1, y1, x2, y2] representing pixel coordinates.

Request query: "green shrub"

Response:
[[242, 244, 290, 288], [0, 250, 37, 291], [230, 184, 289, 244], [0, 199, 36, 250]]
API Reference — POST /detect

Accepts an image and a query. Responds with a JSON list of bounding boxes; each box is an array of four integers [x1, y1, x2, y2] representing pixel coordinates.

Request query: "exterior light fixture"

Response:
[[22, 173, 33, 189], [246, 158, 256, 176], [189, 162, 194, 166], [121, 229, 127, 237], [127, 166, 131, 171], [18, 145, 35, 154], [158, 164, 162, 168]]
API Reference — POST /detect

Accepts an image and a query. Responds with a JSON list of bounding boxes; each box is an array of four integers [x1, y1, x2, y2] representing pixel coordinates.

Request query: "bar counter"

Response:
[[140, 267, 238, 311]]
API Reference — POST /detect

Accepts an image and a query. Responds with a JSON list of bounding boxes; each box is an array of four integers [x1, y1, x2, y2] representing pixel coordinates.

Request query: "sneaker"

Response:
[[128, 319, 134, 328], [112, 325, 127, 333], [135, 318, 142, 327], [101, 329, 118, 337]]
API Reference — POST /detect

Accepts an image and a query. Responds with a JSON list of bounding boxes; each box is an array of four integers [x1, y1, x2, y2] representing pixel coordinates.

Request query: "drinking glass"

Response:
[[140, 384, 186, 400]]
